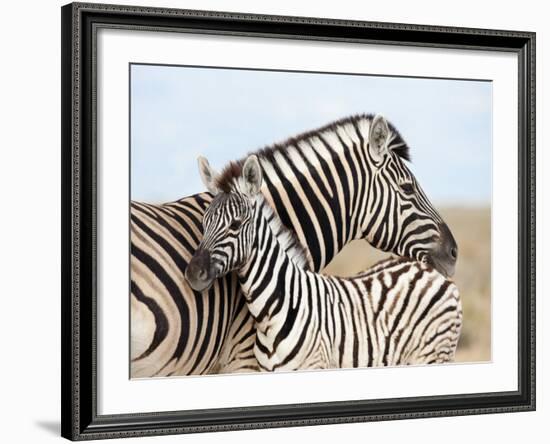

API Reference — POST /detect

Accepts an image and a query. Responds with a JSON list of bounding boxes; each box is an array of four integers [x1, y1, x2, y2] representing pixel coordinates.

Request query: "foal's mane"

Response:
[[257, 197, 312, 271]]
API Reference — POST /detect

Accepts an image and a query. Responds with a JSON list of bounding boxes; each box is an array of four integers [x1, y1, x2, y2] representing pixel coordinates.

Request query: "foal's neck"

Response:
[[237, 197, 308, 316]]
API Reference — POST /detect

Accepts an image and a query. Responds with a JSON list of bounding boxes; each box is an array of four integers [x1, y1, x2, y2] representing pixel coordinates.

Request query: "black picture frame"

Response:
[[61, 2, 536, 440]]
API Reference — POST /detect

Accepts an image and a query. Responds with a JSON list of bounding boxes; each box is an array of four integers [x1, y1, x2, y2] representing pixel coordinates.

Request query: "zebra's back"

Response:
[[353, 258, 462, 367], [253, 258, 462, 371]]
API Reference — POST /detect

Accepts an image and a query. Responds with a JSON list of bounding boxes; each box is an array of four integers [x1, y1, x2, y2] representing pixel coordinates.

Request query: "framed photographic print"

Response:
[[61, 2, 536, 440]]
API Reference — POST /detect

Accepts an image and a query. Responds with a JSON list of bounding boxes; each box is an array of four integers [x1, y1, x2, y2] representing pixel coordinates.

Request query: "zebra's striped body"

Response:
[[187, 157, 462, 370], [134, 114, 457, 376], [131, 194, 241, 376]]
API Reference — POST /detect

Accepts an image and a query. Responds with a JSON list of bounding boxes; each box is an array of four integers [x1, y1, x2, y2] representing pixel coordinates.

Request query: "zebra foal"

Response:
[[187, 155, 462, 370]]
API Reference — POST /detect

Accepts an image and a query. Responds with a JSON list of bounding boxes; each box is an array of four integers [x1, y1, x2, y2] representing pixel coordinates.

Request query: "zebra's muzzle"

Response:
[[427, 222, 458, 278], [186, 249, 215, 292]]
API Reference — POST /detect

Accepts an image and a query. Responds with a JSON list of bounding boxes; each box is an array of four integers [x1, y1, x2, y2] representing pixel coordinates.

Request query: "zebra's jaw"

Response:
[[187, 278, 214, 293], [429, 255, 456, 279]]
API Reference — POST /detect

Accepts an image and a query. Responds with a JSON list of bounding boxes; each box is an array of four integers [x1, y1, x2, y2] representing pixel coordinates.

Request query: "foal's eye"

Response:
[[229, 220, 241, 230], [400, 182, 415, 195]]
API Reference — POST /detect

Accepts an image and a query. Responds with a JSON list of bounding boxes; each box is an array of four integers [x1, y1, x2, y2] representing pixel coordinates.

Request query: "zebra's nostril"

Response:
[[450, 247, 457, 260], [198, 269, 207, 280]]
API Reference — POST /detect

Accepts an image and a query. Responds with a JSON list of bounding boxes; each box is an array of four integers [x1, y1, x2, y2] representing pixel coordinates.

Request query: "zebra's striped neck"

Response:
[[237, 196, 309, 314], [251, 195, 310, 268], [249, 114, 408, 270]]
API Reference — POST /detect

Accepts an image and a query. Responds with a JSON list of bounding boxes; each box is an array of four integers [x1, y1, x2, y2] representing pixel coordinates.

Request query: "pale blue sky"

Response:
[[130, 64, 491, 205]]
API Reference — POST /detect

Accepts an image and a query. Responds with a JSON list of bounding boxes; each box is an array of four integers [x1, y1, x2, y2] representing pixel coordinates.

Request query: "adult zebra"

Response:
[[186, 155, 462, 370], [131, 114, 458, 376]]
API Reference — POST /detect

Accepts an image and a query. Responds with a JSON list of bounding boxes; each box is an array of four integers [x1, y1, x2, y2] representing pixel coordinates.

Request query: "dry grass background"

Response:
[[323, 207, 491, 363]]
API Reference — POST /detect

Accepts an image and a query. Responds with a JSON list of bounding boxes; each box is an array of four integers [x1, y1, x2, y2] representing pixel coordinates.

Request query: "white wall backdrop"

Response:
[[0, 0, 546, 443]]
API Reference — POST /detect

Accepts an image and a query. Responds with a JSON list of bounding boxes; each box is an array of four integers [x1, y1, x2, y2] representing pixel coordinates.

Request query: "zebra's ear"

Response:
[[242, 155, 263, 196], [197, 156, 220, 195], [368, 115, 391, 164]]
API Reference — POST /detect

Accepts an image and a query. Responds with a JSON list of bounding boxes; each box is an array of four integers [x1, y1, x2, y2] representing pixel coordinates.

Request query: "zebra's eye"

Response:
[[400, 182, 415, 195], [229, 219, 242, 230]]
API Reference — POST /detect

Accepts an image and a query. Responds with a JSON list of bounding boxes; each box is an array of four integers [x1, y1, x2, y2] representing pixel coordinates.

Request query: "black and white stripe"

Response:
[[188, 159, 462, 370], [133, 114, 457, 376], [130, 194, 243, 376]]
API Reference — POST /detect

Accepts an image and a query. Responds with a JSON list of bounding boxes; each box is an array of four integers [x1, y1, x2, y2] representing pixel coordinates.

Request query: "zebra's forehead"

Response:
[[207, 192, 247, 217]]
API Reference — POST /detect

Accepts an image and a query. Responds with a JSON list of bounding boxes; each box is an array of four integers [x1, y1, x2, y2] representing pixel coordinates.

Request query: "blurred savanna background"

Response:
[[132, 64, 492, 364]]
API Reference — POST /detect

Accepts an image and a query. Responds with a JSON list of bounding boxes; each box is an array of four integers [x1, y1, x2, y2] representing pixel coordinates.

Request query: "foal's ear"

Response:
[[242, 155, 263, 196], [368, 114, 391, 164], [197, 156, 220, 195]]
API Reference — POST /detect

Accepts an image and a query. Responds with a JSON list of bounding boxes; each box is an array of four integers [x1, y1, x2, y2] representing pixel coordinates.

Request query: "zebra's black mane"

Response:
[[254, 113, 411, 163], [214, 114, 411, 193]]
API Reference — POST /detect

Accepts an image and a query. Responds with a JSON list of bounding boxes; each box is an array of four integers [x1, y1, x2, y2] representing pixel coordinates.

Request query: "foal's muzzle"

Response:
[[186, 249, 215, 292]]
